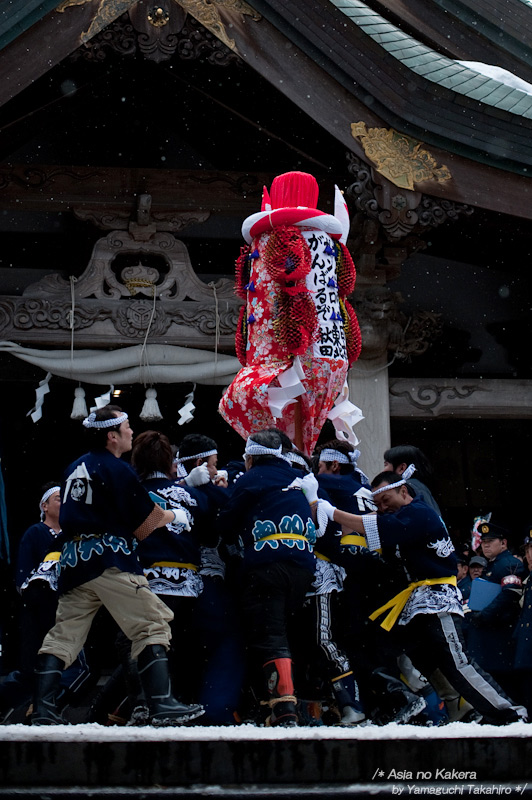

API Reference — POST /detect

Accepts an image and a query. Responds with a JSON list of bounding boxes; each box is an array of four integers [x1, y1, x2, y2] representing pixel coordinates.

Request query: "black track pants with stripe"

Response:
[[402, 611, 526, 723]]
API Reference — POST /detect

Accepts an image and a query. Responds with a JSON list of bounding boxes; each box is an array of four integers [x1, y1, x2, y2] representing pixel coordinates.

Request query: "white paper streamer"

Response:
[[178, 386, 196, 426], [27, 372, 52, 423], [334, 185, 350, 244], [268, 356, 306, 419], [327, 380, 364, 446], [91, 386, 114, 412]]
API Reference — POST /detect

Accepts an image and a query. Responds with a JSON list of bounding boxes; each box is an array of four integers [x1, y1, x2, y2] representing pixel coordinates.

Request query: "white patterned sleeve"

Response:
[[362, 515, 381, 551]]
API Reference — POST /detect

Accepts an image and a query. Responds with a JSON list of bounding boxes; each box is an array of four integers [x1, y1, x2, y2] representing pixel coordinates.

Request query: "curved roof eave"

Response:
[[249, 0, 532, 174], [330, 0, 532, 120], [362, 0, 532, 82]]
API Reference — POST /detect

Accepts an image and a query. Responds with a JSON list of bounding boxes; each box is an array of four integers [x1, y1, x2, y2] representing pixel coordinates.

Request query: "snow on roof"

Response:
[[457, 62, 532, 95]]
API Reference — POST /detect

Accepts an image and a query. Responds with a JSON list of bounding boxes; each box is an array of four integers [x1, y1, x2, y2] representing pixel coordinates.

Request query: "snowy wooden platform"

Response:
[[1, 722, 532, 797]]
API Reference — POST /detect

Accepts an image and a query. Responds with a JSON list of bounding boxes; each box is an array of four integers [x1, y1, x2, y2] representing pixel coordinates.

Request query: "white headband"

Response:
[[319, 448, 359, 466], [175, 449, 217, 464], [244, 439, 283, 458], [83, 412, 128, 429], [40, 486, 60, 511], [286, 452, 310, 472], [372, 464, 416, 496]]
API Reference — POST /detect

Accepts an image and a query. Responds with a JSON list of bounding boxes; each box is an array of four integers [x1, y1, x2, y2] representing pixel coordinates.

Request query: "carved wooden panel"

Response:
[[0, 229, 242, 349], [389, 378, 532, 419]]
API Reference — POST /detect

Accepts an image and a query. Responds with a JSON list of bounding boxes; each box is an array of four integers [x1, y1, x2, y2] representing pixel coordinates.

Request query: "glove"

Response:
[[184, 463, 211, 487], [170, 507, 191, 532], [317, 498, 336, 521], [287, 477, 303, 491], [213, 469, 229, 488], [299, 473, 319, 504]]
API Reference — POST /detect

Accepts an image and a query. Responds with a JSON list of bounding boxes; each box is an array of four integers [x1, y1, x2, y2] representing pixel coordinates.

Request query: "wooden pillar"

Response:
[[348, 356, 391, 483]]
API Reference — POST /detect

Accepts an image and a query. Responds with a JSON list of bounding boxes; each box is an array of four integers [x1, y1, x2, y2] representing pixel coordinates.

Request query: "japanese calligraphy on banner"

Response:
[[305, 231, 348, 362]]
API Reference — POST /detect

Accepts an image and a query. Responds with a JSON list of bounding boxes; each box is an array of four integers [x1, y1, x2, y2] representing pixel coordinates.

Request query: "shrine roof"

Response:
[[330, 0, 532, 118]]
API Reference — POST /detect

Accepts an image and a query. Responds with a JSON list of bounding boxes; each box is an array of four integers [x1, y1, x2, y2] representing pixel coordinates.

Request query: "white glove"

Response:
[[299, 473, 319, 504], [287, 477, 304, 491], [170, 507, 191, 531], [184, 463, 211, 487], [318, 498, 336, 521]]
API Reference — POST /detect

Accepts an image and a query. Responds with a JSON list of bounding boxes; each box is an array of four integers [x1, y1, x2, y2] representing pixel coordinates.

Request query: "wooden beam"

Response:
[[389, 377, 532, 419], [0, 164, 272, 214]]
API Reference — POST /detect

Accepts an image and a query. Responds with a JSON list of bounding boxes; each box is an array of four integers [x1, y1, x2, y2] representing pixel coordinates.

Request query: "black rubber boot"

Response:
[[31, 654, 66, 726], [137, 645, 204, 727], [263, 658, 299, 727], [370, 668, 427, 725], [331, 672, 366, 725]]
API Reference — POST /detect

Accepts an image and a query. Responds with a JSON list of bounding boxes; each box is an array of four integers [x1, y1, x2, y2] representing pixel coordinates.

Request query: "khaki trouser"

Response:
[[39, 567, 173, 667]]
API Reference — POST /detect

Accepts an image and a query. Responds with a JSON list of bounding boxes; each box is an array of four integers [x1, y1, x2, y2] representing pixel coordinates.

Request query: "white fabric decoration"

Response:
[[268, 356, 306, 419], [334, 184, 350, 245], [178, 386, 196, 426], [27, 372, 52, 423], [140, 388, 163, 422], [327, 380, 364, 446], [71, 387, 88, 420], [0, 342, 238, 386]]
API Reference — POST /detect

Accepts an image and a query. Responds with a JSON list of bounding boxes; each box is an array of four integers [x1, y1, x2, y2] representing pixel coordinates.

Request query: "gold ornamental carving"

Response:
[[57, 0, 260, 50], [57, 0, 139, 43], [174, 0, 260, 52], [351, 122, 451, 191]]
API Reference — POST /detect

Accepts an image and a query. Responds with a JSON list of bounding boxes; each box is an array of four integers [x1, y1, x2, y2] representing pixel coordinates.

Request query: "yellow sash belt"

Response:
[[149, 561, 198, 572], [369, 576, 457, 631], [43, 551, 60, 562], [340, 534, 367, 548], [259, 534, 308, 543]]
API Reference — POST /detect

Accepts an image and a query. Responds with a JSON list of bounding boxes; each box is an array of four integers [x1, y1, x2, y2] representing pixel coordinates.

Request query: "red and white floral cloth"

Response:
[[218, 172, 362, 455]]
